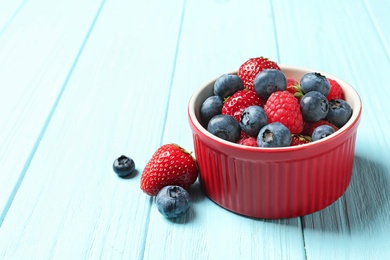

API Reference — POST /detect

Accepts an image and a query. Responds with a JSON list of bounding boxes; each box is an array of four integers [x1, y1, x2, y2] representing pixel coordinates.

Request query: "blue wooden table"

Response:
[[1, 0, 390, 259]]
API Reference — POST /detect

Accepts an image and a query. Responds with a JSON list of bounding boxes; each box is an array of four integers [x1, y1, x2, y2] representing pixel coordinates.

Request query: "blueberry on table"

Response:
[[113, 155, 135, 177], [300, 91, 329, 122], [213, 74, 244, 99], [200, 95, 224, 126], [156, 186, 191, 219], [257, 122, 292, 147], [240, 105, 268, 137], [254, 69, 287, 99], [207, 114, 241, 143], [325, 99, 352, 128], [300, 72, 330, 96], [312, 125, 336, 141]]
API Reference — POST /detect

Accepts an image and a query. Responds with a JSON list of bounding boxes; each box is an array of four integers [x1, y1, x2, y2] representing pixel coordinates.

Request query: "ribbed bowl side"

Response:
[[193, 132, 357, 219]]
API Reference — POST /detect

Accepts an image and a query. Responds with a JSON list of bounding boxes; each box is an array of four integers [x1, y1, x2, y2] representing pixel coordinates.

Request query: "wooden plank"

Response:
[[0, 0, 105, 223], [273, 0, 390, 258], [0, 0, 27, 34], [0, 0, 184, 258], [143, 0, 306, 259], [364, 0, 390, 56]]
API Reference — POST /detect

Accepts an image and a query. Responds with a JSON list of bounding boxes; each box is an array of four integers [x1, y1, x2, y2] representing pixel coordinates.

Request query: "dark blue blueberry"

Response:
[[325, 99, 352, 128], [240, 106, 268, 137], [300, 72, 330, 95], [254, 69, 286, 99], [312, 125, 335, 141], [200, 95, 224, 126], [257, 122, 292, 147], [300, 91, 329, 122], [113, 155, 135, 177], [213, 74, 244, 99], [156, 186, 191, 219], [207, 114, 241, 143]]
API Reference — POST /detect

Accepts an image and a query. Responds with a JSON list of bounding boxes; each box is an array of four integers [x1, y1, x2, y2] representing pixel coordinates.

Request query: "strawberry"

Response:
[[326, 78, 345, 101], [290, 134, 311, 146], [264, 90, 303, 134], [140, 144, 198, 196], [222, 89, 265, 121], [237, 57, 280, 91], [286, 78, 304, 101], [301, 120, 339, 136]]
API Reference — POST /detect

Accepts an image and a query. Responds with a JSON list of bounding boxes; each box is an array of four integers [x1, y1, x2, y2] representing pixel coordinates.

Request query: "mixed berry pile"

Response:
[[114, 57, 354, 220], [201, 57, 352, 147]]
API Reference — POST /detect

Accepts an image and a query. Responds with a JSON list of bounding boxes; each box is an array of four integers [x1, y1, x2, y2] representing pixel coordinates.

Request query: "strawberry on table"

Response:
[[222, 89, 265, 122], [237, 57, 280, 91], [140, 144, 198, 196]]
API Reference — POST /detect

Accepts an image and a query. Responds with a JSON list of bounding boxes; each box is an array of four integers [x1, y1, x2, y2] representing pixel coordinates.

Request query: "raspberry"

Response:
[[264, 91, 303, 134], [237, 136, 258, 147], [326, 78, 345, 101]]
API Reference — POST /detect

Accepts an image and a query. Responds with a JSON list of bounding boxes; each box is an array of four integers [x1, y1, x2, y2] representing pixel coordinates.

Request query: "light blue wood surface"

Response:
[[0, 0, 389, 259]]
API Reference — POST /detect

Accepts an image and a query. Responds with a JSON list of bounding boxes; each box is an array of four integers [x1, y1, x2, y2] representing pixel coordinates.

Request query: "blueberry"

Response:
[[325, 99, 352, 128], [156, 186, 191, 219], [254, 69, 286, 99], [300, 91, 329, 122], [300, 72, 330, 95], [257, 122, 292, 147], [240, 106, 268, 137], [200, 95, 224, 126], [213, 74, 244, 99], [207, 114, 241, 143], [113, 155, 135, 177], [312, 125, 335, 141]]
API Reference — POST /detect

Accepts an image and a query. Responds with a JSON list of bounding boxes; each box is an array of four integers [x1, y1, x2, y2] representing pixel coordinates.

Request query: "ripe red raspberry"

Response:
[[264, 91, 303, 134], [222, 90, 265, 121], [301, 120, 339, 136], [326, 78, 345, 101], [237, 136, 258, 147], [237, 57, 280, 91]]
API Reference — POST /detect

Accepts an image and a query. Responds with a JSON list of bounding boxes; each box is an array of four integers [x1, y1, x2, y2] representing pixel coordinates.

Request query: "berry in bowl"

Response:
[[188, 57, 362, 219]]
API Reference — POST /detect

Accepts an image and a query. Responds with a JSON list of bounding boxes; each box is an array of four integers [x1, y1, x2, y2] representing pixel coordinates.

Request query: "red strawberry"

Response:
[[238, 57, 280, 91], [140, 144, 198, 196], [222, 90, 265, 121], [264, 91, 303, 134], [286, 78, 304, 101], [326, 78, 345, 101], [290, 134, 311, 146], [301, 120, 339, 136], [237, 136, 258, 147]]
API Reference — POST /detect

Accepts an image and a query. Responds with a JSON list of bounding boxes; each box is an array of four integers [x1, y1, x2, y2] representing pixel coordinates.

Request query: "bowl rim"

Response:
[[188, 65, 362, 153]]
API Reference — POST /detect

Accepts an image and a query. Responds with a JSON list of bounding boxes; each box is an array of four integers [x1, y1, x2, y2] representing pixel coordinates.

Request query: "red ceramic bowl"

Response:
[[188, 66, 362, 219]]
